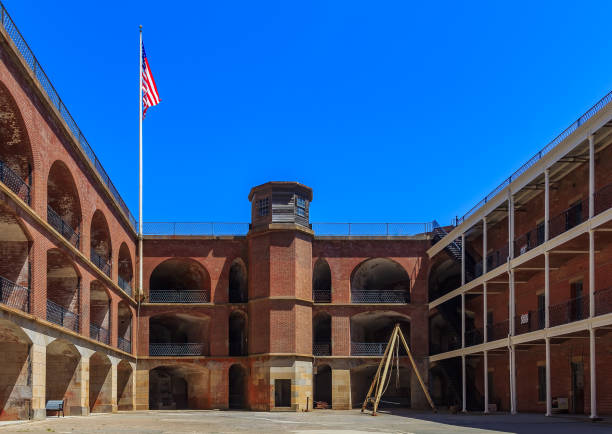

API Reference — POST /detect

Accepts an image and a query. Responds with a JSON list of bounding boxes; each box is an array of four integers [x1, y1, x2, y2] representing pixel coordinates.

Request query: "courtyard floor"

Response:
[[0, 410, 611, 434]]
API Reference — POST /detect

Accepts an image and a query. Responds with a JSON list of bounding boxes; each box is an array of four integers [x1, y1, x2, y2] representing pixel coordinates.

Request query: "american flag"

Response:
[[142, 42, 160, 117]]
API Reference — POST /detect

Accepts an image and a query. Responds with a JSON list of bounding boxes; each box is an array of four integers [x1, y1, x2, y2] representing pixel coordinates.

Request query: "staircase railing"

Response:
[[47, 206, 80, 248], [0, 275, 29, 312], [0, 160, 30, 204]]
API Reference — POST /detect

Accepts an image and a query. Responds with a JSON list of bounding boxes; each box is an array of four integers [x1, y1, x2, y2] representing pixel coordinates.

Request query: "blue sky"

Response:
[[6, 1, 612, 225]]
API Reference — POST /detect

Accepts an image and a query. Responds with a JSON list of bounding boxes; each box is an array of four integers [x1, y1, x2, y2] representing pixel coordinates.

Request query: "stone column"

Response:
[[74, 346, 94, 416], [331, 368, 351, 410], [134, 365, 149, 410], [109, 356, 120, 413], [23, 330, 48, 420]]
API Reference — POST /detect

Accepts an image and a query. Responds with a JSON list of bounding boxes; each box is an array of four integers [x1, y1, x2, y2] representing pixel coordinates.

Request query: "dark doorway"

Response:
[[228, 364, 246, 409], [149, 367, 188, 410], [274, 379, 291, 408], [314, 365, 332, 407], [571, 361, 584, 414]]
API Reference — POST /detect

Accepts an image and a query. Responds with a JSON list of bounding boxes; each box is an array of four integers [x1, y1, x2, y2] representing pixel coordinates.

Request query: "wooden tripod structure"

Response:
[[360, 323, 436, 415]]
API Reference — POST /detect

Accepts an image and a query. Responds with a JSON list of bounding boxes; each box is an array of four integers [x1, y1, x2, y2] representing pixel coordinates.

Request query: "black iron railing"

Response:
[[149, 343, 205, 356], [351, 342, 387, 356], [148, 290, 209, 303], [118, 276, 132, 297], [143, 222, 249, 236], [313, 342, 331, 356], [594, 182, 612, 216], [0, 160, 30, 204], [0, 2, 137, 230], [549, 296, 589, 328], [46, 299, 79, 332], [515, 309, 545, 335], [351, 290, 409, 304], [118, 336, 131, 353], [514, 223, 545, 257], [47, 206, 80, 248], [90, 249, 111, 277], [549, 200, 586, 240], [313, 289, 331, 303], [595, 287, 612, 316], [90, 323, 110, 345], [453, 89, 612, 227], [0, 275, 29, 312]]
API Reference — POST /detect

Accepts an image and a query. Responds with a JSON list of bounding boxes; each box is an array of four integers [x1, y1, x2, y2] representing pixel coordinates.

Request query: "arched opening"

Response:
[[149, 314, 209, 356], [229, 311, 247, 356], [90, 210, 112, 277], [0, 80, 33, 204], [149, 258, 210, 303], [228, 364, 247, 409], [117, 301, 132, 353], [350, 364, 411, 409], [0, 203, 31, 313], [89, 281, 110, 344], [46, 249, 80, 332], [89, 352, 112, 413], [314, 364, 332, 408], [428, 258, 461, 301], [228, 258, 247, 303], [350, 311, 410, 356], [149, 365, 208, 410], [47, 160, 82, 248], [313, 259, 331, 303], [117, 243, 133, 295], [117, 360, 134, 410], [0, 319, 32, 420], [351, 258, 410, 303], [45, 339, 81, 415], [313, 312, 331, 356]]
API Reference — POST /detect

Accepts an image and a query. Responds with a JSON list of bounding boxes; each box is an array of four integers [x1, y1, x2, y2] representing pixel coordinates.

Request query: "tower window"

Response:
[[258, 197, 269, 216], [296, 196, 307, 217]]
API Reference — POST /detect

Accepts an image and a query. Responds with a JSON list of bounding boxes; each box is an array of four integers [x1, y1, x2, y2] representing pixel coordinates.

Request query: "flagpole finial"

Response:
[[139, 25, 142, 30]]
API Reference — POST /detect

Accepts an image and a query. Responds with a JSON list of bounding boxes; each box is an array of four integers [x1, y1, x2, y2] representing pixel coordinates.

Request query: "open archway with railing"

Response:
[[149, 313, 209, 356], [149, 258, 210, 303], [0, 203, 31, 314], [90, 210, 112, 277], [0, 80, 33, 205], [350, 311, 410, 356], [89, 281, 110, 345], [350, 258, 410, 303], [313, 312, 331, 356], [117, 242, 133, 296], [313, 259, 331, 303], [118, 300, 132, 353], [46, 249, 80, 332], [47, 160, 82, 249]]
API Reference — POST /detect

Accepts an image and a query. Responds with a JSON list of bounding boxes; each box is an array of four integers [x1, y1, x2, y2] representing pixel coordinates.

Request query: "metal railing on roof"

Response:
[[143, 221, 433, 236], [453, 89, 612, 227], [0, 2, 137, 230]]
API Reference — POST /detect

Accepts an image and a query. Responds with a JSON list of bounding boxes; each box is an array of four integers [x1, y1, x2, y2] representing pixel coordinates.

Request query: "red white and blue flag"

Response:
[[141, 42, 160, 117]]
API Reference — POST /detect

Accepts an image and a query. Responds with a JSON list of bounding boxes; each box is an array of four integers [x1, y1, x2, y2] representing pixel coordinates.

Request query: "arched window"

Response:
[[228, 258, 247, 303], [0, 80, 33, 204], [350, 258, 410, 303], [47, 160, 82, 248], [313, 259, 331, 303], [149, 259, 210, 303]]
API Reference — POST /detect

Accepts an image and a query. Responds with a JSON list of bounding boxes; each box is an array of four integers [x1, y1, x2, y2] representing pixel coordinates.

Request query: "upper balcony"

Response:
[[147, 258, 210, 304], [350, 258, 411, 304]]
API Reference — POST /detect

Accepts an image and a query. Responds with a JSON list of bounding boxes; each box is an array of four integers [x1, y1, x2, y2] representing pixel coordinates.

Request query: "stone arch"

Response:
[[90, 210, 112, 276], [228, 364, 247, 409], [428, 257, 461, 301], [0, 318, 32, 420], [228, 258, 247, 303], [350, 362, 411, 409], [45, 339, 82, 415], [350, 258, 410, 303], [313, 258, 331, 302], [149, 313, 210, 356], [117, 360, 134, 410], [149, 258, 210, 303], [89, 281, 110, 344], [46, 249, 80, 332], [47, 160, 82, 248], [149, 364, 208, 410], [89, 351, 112, 413], [350, 311, 410, 356], [229, 310, 247, 356], [0, 202, 31, 313], [0, 80, 33, 203], [117, 300, 132, 353], [314, 364, 332, 408], [312, 312, 331, 356], [117, 242, 133, 294]]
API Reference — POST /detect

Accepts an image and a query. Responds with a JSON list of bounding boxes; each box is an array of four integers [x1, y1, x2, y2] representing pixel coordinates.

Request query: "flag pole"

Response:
[[138, 25, 143, 298]]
